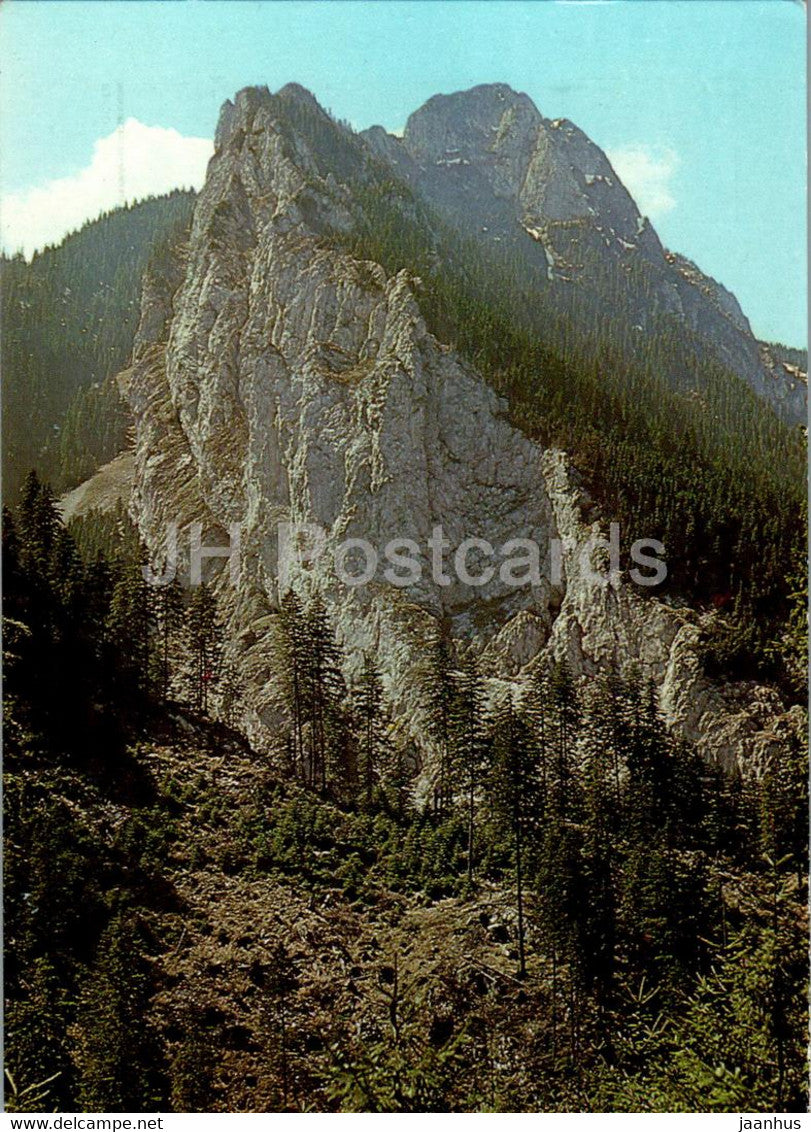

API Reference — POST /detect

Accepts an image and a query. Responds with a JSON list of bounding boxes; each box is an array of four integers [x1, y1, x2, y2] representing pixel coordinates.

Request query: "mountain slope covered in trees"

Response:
[[2, 81, 807, 1115], [1, 191, 195, 499], [3, 488, 807, 1112]]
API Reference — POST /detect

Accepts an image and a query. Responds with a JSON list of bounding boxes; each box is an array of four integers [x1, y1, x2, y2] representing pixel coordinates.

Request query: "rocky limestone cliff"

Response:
[[120, 84, 802, 777]]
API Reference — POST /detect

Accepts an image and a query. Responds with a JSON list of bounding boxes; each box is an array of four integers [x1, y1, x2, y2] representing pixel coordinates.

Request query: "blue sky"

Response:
[[0, 0, 806, 346]]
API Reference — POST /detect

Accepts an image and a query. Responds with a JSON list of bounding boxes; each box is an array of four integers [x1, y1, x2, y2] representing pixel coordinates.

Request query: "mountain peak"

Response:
[[403, 83, 542, 166], [214, 85, 272, 149], [276, 81, 322, 110], [214, 83, 328, 152], [412, 81, 537, 115]]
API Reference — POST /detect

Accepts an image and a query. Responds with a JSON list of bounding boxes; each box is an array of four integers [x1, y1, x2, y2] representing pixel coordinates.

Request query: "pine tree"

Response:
[[758, 717, 809, 887], [186, 584, 222, 715], [524, 666, 551, 802], [488, 697, 540, 979], [451, 653, 487, 885], [106, 558, 155, 698], [424, 634, 456, 815], [302, 597, 347, 792], [279, 591, 307, 781], [356, 654, 385, 811], [17, 471, 59, 577], [547, 660, 581, 822], [577, 682, 618, 1005], [152, 576, 184, 703]]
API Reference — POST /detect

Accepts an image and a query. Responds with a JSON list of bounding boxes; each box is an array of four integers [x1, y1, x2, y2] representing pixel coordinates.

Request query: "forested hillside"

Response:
[[3, 480, 808, 1112], [1, 191, 195, 499], [2, 81, 807, 1116]]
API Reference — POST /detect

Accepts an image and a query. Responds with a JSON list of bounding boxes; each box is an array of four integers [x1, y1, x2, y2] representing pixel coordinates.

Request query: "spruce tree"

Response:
[[186, 583, 222, 715], [548, 660, 580, 821], [451, 653, 487, 885], [106, 558, 155, 699], [424, 634, 456, 816], [279, 591, 307, 781], [302, 597, 347, 792], [488, 697, 540, 979], [356, 653, 385, 811], [152, 576, 184, 703]]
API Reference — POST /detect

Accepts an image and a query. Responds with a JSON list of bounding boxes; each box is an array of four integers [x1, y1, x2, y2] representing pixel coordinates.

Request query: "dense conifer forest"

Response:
[[1, 191, 195, 499], [3, 477, 807, 1112]]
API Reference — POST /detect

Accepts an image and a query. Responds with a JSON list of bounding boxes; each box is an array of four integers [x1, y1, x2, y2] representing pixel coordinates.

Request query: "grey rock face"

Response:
[[125, 84, 798, 776], [365, 84, 805, 424]]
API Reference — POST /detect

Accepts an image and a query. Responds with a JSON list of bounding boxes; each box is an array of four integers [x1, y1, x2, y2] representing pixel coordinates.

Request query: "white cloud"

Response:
[[606, 144, 680, 219], [1, 119, 213, 257]]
